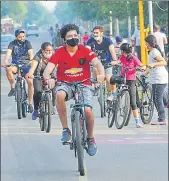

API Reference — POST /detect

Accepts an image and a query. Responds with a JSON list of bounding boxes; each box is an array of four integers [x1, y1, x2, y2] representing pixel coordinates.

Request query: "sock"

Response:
[[135, 118, 140, 124], [112, 92, 116, 96]]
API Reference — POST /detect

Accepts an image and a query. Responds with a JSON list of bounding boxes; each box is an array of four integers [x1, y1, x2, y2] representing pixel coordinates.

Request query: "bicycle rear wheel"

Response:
[[107, 101, 116, 128], [16, 83, 22, 119], [140, 85, 154, 124], [45, 93, 52, 133], [22, 102, 27, 118], [98, 83, 104, 118], [115, 90, 130, 129], [75, 110, 85, 176], [39, 102, 45, 131]]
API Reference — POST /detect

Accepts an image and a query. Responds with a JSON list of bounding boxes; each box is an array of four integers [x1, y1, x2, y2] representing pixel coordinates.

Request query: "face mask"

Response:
[[42, 51, 52, 59], [66, 38, 79, 47], [17, 39, 25, 44], [94, 36, 100, 41]]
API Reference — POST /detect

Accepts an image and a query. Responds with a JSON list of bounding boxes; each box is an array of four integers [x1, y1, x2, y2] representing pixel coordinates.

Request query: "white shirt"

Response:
[[153, 32, 167, 52], [131, 29, 140, 46], [148, 48, 168, 84]]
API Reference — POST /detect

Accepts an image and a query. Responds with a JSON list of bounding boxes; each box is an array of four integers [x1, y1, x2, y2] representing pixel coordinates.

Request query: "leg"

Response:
[[32, 91, 42, 120], [25, 77, 34, 107], [56, 84, 72, 142], [152, 84, 167, 124], [127, 80, 143, 128], [6, 66, 17, 96]]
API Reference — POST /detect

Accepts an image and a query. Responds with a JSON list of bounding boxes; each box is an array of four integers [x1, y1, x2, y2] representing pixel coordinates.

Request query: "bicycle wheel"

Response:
[[71, 108, 76, 156], [75, 110, 85, 176], [107, 101, 116, 128], [103, 84, 107, 117], [39, 102, 45, 131], [45, 93, 52, 133], [22, 102, 27, 118], [124, 107, 132, 126], [16, 83, 22, 119], [140, 85, 154, 124], [98, 83, 104, 118], [115, 90, 130, 129]]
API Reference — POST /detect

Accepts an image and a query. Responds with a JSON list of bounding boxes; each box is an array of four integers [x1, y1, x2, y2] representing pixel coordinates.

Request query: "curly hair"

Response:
[[60, 24, 79, 40]]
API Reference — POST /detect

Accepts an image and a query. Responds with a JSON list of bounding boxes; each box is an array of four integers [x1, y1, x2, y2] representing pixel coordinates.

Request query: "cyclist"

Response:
[[86, 25, 117, 101], [114, 36, 124, 59], [2, 29, 34, 112], [43, 24, 105, 156], [25, 42, 57, 120], [145, 35, 168, 125], [111, 43, 146, 128]]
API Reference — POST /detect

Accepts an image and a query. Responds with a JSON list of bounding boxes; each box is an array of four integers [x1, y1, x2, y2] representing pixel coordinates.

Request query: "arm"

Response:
[[28, 49, 34, 62], [43, 62, 56, 80], [109, 44, 117, 61], [163, 35, 168, 45], [91, 57, 105, 76], [4, 49, 12, 65], [151, 55, 167, 67], [29, 60, 38, 74]]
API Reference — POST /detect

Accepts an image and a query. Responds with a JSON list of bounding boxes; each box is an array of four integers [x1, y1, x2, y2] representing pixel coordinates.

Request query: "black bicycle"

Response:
[[60, 78, 96, 176], [34, 76, 53, 133], [5, 63, 28, 119], [107, 64, 131, 129]]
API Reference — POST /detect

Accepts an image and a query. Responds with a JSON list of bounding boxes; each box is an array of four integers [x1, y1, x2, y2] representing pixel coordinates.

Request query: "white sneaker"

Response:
[[107, 95, 114, 101]]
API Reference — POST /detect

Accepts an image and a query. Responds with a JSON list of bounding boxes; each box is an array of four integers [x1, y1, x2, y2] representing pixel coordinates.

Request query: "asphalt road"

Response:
[[1, 30, 168, 181]]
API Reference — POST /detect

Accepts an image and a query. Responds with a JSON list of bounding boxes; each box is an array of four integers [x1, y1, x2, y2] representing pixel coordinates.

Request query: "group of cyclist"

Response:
[[2, 23, 168, 157]]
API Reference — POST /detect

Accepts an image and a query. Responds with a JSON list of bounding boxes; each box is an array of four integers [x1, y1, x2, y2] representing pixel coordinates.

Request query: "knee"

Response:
[[84, 107, 92, 116], [27, 79, 34, 87], [56, 91, 66, 102]]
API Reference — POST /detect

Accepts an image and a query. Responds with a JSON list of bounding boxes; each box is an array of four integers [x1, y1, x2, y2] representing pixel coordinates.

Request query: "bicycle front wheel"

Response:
[[75, 110, 85, 176], [16, 83, 22, 119], [45, 93, 52, 133], [98, 83, 104, 118], [115, 90, 130, 129]]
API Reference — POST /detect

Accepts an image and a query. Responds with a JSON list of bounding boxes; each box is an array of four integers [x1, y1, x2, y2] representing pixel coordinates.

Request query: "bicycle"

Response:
[[34, 76, 53, 133], [3, 63, 29, 119], [59, 78, 96, 176], [107, 64, 131, 129]]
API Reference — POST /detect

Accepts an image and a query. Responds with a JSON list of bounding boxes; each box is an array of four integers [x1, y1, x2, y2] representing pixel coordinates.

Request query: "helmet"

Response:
[[115, 36, 123, 43], [15, 29, 25, 37], [120, 43, 132, 54]]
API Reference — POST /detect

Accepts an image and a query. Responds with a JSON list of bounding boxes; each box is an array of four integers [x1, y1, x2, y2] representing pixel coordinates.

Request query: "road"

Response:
[[1, 30, 168, 181]]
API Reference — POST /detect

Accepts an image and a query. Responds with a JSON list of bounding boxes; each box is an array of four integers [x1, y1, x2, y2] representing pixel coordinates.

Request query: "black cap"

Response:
[[15, 29, 25, 37]]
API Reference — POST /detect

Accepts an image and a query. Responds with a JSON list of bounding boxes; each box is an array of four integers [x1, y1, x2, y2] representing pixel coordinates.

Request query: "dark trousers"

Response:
[[152, 84, 167, 121]]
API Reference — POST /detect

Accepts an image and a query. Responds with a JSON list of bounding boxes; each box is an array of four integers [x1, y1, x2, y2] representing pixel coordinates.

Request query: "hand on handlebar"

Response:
[[147, 63, 155, 69], [45, 78, 56, 89], [1, 63, 10, 68], [111, 60, 120, 66]]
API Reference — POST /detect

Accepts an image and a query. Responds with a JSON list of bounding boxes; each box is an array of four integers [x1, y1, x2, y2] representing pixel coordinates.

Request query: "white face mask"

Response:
[[94, 36, 100, 41], [42, 51, 52, 59]]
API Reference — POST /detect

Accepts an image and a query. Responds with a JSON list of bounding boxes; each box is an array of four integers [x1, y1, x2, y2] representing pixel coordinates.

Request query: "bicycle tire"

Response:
[[115, 90, 130, 129], [103, 84, 107, 117], [45, 93, 52, 133], [71, 108, 77, 157], [124, 107, 132, 126], [16, 83, 22, 119], [22, 102, 27, 118], [140, 85, 154, 124], [107, 101, 116, 128], [39, 102, 45, 131], [75, 110, 85, 176], [98, 83, 104, 118]]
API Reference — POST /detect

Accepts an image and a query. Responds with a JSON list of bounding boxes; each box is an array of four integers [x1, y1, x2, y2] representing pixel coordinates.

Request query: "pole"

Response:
[[138, 0, 146, 64], [148, 1, 153, 34], [116, 18, 119, 36], [134, 16, 137, 30], [109, 11, 113, 36], [128, 16, 131, 44]]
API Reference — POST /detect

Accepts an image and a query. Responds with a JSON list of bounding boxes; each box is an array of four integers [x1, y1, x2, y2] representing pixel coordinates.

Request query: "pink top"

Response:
[[119, 55, 141, 80]]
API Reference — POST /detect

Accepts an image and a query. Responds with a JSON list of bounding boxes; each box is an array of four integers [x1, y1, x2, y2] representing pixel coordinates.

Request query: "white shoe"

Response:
[[107, 95, 114, 101]]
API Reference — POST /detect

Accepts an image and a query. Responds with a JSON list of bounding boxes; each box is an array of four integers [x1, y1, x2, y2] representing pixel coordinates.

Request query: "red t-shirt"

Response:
[[49, 45, 96, 85], [119, 55, 141, 80]]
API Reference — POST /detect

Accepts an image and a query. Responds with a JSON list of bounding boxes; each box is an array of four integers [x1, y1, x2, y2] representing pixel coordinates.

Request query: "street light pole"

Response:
[[148, 1, 153, 34], [109, 11, 113, 36], [116, 18, 119, 36]]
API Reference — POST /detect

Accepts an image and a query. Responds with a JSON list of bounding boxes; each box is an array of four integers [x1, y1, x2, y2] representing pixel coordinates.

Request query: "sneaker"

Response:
[[61, 128, 71, 143], [28, 104, 33, 113], [32, 110, 38, 120], [151, 121, 160, 125], [8, 88, 15, 97], [87, 138, 97, 156], [136, 123, 143, 128]]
